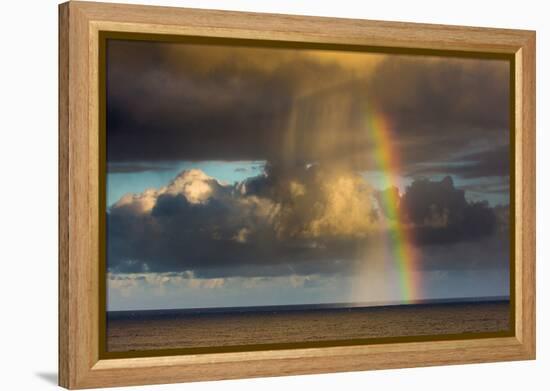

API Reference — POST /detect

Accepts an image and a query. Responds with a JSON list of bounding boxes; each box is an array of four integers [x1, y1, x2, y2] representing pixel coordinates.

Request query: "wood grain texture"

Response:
[[59, 1, 96, 388], [517, 34, 536, 355], [58, 3, 70, 387], [58, 1, 536, 388]]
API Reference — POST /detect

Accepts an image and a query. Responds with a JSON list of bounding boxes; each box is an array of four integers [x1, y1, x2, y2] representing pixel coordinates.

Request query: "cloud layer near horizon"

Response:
[[107, 167, 507, 278]]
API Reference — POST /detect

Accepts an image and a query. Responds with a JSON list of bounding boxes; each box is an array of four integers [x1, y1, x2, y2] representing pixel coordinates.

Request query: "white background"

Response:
[[0, 0, 546, 389]]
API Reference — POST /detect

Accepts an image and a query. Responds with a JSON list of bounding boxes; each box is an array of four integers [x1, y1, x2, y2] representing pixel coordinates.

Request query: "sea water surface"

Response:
[[106, 298, 510, 352]]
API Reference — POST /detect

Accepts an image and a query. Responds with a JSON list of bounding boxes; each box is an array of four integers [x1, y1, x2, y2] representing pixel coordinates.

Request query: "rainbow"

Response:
[[366, 107, 421, 303]]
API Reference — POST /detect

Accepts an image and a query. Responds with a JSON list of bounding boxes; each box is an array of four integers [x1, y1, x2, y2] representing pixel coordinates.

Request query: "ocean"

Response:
[[106, 299, 510, 353]]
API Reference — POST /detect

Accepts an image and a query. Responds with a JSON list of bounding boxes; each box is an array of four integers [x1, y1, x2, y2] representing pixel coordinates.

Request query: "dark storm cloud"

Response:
[[370, 58, 509, 129], [106, 39, 343, 163], [106, 40, 510, 181], [400, 176, 497, 245], [408, 145, 510, 179], [107, 168, 502, 277], [367, 58, 510, 172]]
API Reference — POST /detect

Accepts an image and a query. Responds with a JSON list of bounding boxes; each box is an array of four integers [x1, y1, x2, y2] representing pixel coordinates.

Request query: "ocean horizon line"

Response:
[[107, 295, 510, 315]]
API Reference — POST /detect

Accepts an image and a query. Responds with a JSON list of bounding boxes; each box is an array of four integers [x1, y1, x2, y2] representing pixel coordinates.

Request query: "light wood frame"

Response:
[[59, 1, 536, 389]]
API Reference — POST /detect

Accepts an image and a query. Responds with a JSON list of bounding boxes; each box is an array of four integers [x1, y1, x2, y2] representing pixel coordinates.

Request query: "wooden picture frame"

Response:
[[59, 1, 536, 389]]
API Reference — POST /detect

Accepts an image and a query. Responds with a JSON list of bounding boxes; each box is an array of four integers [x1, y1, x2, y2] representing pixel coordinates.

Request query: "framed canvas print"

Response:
[[59, 1, 536, 389]]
